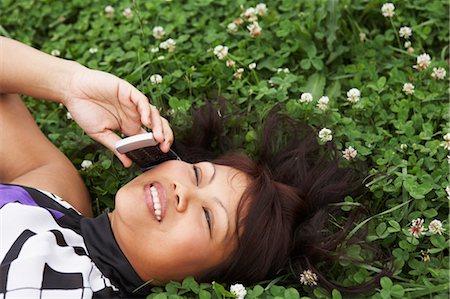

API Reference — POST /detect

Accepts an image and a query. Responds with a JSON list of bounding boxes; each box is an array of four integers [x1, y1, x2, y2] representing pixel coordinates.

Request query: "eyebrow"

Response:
[[208, 162, 216, 184], [208, 163, 230, 242]]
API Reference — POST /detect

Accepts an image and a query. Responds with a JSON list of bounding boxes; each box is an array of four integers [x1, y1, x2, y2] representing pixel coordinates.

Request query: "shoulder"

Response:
[[0, 183, 82, 219]]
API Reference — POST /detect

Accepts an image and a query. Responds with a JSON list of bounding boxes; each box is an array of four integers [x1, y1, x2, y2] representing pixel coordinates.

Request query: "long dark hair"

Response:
[[173, 101, 391, 295]]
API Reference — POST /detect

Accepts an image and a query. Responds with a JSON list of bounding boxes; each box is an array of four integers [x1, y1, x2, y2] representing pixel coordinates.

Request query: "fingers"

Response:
[[120, 80, 174, 152], [129, 87, 152, 129], [92, 131, 133, 168], [148, 104, 164, 143], [159, 118, 174, 153]]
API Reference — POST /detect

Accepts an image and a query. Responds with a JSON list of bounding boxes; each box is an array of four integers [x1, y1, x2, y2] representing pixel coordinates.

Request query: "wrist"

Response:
[[0, 37, 86, 103], [57, 61, 86, 105]]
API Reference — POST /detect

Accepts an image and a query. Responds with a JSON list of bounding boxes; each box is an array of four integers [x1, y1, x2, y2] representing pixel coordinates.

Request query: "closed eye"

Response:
[[193, 165, 202, 185], [203, 207, 212, 233]]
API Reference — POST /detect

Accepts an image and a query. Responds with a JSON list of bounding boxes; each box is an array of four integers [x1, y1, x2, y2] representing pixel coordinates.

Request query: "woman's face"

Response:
[[109, 160, 249, 283]]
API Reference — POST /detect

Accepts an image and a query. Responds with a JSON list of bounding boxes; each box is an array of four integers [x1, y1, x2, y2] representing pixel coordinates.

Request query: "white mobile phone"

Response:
[[115, 133, 180, 171], [115, 133, 158, 154]]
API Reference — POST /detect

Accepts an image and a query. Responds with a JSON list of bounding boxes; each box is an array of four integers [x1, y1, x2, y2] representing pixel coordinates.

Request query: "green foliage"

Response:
[[1, 0, 448, 298]]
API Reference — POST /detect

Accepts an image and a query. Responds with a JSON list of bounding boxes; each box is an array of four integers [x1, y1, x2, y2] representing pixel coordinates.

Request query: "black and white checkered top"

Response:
[[0, 184, 151, 298]]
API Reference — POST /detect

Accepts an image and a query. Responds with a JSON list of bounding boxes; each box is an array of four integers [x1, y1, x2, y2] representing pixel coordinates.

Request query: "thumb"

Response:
[[91, 131, 134, 168]]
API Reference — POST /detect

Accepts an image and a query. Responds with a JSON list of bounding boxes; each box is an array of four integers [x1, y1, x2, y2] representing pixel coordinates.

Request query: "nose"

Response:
[[173, 182, 195, 212]]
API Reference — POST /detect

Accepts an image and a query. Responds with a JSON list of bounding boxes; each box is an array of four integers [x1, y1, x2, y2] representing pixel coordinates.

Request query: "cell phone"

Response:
[[115, 132, 180, 171]]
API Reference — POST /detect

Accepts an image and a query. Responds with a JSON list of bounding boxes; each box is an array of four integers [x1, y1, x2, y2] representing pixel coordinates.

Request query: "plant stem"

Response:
[[390, 18, 402, 49]]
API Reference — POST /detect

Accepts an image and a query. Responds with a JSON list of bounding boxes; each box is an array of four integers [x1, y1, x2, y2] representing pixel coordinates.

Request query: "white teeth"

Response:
[[150, 185, 162, 221]]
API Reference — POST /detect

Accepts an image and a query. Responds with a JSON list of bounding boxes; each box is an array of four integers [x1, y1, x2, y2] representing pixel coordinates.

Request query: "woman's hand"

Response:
[[0, 37, 172, 168], [63, 67, 173, 167]]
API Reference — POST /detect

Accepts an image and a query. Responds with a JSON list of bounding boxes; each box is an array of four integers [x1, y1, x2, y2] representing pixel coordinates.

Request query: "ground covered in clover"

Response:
[[1, 0, 448, 298]]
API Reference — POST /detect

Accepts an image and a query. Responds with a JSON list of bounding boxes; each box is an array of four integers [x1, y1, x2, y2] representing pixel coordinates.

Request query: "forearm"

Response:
[[0, 37, 84, 103]]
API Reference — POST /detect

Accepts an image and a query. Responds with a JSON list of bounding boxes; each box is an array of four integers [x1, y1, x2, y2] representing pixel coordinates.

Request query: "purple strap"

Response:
[[0, 185, 64, 219]]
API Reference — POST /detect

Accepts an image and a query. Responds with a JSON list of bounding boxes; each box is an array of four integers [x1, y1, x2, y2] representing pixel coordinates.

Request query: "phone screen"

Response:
[[125, 146, 181, 171]]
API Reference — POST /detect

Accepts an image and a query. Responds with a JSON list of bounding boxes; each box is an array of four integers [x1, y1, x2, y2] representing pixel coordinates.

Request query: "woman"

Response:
[[0, 37, 386, 298]]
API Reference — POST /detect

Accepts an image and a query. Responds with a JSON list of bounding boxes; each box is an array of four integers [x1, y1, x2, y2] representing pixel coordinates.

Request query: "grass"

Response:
[[1, 0, 448, 298]]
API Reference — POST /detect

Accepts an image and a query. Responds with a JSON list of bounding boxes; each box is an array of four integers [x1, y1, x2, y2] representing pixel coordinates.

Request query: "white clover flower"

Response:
[[242, 7, 258, 22], [381, 3, 395, 18], [409, 218, 426, 238], [317, 96, 329, 111], [431, 67, 446, 80], [446, 186, 450, 199], [81, 160, 93, 170], [342, 146, 357, 160], [104, 6, 114, 13], [247, 22, 262, 37], [160, 38, 176, 52], [233, 18, 244, 26], [230, 284, 247, 299], [89, 47, 98, 54], [421, 249, 431, 262], [152, 26, 166, 39], [359, 32, 367, 42], [255, 3, 268, 16], [66, 112, 72, 120], [150, 74, 163, 84], [407, 47, 415, 54], [447, 155, 450, 165], [400, 144, 408, 151], [404, 41, 411, 48], [234, 68, 244, 80], [299, 92, 313, 103], [213, 45, 229, 60], [299, 269, 318, 286], [157, 55, 165, 60], [226, 59, 236, 68], [51, 49, 60, 56], [248, 62, 256, 70], [318, 128, 332, 142], [277, 67, 290, 74], [442, 133, 450, 150], [399, 26, 412, 39], [104, 5, 114, 17], [227, 23, 238, 33], [151, 47, 159, 53], [402, 83, 415, 95], [413, 53, 431, 71], [346, 88, 361, 103], [122, 7, 132, 18], [428, 219, 445, 235], [166, 108, 175, 116]]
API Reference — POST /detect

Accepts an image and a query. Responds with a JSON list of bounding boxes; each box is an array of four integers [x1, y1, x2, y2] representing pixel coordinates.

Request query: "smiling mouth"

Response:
[[150, 185, 162, 221]]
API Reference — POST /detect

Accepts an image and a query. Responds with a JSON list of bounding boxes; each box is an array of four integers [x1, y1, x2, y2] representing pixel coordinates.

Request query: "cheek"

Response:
[[114, 186, 152, 232], [159, 224, 209, 258], [163, 226, 232, 279]]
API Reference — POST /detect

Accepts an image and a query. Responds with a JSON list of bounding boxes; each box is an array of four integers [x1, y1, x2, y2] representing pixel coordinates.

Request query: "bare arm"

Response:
[[0, 94, 93, 216], [0, 37, 174, 161], [0, 37, 174, 215], [0, 37, 79, 102], [0, 38, 92, 214]]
